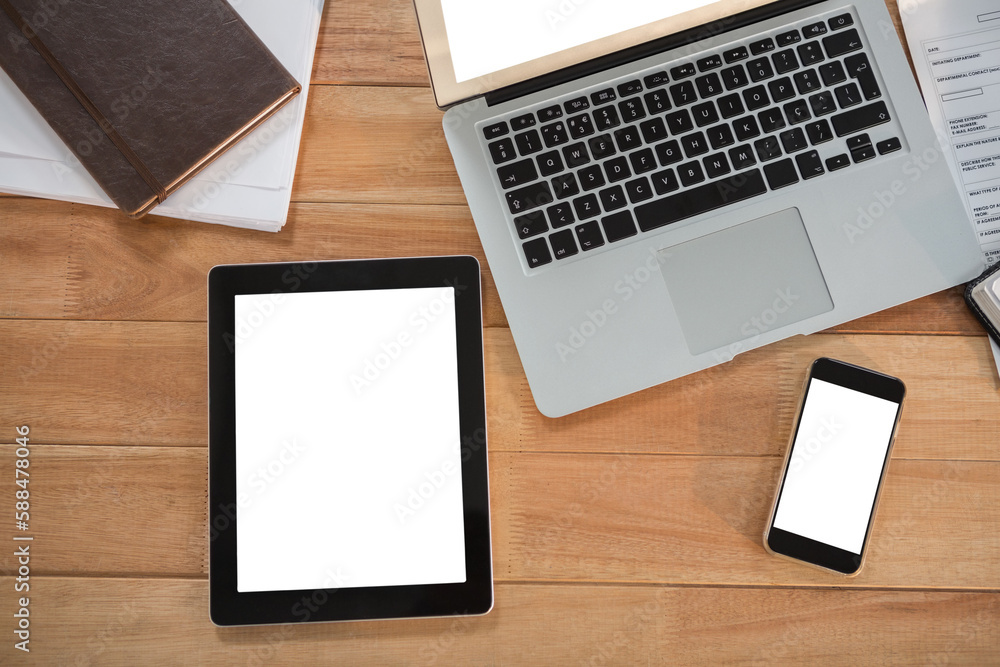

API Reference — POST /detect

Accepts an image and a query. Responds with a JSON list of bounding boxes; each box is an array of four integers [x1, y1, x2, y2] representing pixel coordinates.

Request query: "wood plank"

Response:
[[3, 578, 997, 664], [4, 446, 997, 590], [2, 321, 996, 457]]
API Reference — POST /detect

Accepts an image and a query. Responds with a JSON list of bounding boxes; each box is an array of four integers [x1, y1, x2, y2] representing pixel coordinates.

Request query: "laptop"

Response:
[[412, 0, 984, 417]]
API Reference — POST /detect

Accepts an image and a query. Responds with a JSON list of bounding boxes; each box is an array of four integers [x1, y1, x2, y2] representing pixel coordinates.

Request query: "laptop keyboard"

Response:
[[478, 10, 904, 272]]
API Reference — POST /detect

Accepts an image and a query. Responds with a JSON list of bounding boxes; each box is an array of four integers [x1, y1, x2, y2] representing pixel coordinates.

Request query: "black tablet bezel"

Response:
[[208, 256, 492, 626]]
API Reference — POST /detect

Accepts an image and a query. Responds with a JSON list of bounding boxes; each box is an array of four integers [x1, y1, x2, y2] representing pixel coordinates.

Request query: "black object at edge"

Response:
[[964, 261, 1000, 346]]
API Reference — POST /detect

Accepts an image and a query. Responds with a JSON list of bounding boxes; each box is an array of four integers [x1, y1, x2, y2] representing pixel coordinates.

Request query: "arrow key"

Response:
[[497, 159, 539, 190]]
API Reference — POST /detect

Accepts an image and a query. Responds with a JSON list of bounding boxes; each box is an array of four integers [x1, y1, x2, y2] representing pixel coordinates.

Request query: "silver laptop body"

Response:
[[416, 0, 983, 417]]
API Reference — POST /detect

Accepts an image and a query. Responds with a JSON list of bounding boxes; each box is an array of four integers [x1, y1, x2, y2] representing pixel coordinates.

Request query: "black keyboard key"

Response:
[[613, 125, 643, 152], [639, 117, 668, 144], [617, 79, 644, 97], [877, 137, 902, 154], [832, 101, 890, 137], [743, 85, 770, 110], [829, 13, 854, 31], [549, 228, 578, 259], [670, 80, 698, 107], [522, 237, 551, 268], [852, 145, 876, 163], [514, 211, 548, 239], [764, 158, 799, 189], [703, 152, 731, 178], [567, 113, 596, 139], [511, 114, 536, 130], [826, 154, 850, 171], [678, 161, 706, 186], [498, 159, 538, 189], [733, 115, 761, 141], [693, 101, 720, 127], [835, 82, 863, 109], [846, 53, 881, 100], [629, 148, 657, 174], [538, 105, 563, 122], [588, 134, 616, 159], [592, 88, 617, 105], [618, 98, 646, 122], [547, 202, 575, 228], [578, 164, 606, 190], [796, 41, 824, 65], [777, 30, 801, 47], [483, 121, 508, 140], [802, 21, 827, 38], [604, 157, 632, 183], [754, 136, 782, 161], [625, 176, 654, 203], [796, 150, 824, 179], [563, 142, 590, 168], [696, 73, 724, 98], [515, 130, 543, 155], [656, 139, 683, 166], [599, 185, 628, 211], [575, 220, 605, 250], [552, 172, 580, 199], [644, 89, 672, 114], [506, 181, 553, 214], [635, 168, 767, 231], [784, 99, 811, 124], [820, 61, 847, 86], [805, 119, 833, 145], [489, 137, 516, 164], [593, 105, 621, 130], [779, 127, 808, 153], [541, 121, 569, 147], [707, 123, 735, 149], [750, 38, 775, 55], [768, 77, 796, 103], [721, 65, 749, 90], [772, 49, 799, 74], [724, 46, 749, 62], [718, 93, 745, 119], [729, 144, 757, 169], [747, 57, 774, 82], [794, 69, 821, 94], [682, 131, 710, 157], [758, 107, 786, 133], [824, 28, 863, 58], [697, 54, 724, 71], [573, 193, 601, 220], [809, 91, 837, 116], [651, 168, 679, 195], [565, 96, 590, 114], [846, 134, 872, 151], [665, 109, 694, 134], [671, 63, 697, 79], [537, 151, 564, 177], [602, 210, 637, 242], [644, 71, 670, 89]]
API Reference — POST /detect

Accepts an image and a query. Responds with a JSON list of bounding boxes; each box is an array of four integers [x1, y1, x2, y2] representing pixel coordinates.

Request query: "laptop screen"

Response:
[[415, 0, 783, 107]]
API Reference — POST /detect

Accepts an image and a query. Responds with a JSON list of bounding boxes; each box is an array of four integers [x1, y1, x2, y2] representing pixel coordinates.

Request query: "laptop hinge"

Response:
[[484, 0, 828, 107]]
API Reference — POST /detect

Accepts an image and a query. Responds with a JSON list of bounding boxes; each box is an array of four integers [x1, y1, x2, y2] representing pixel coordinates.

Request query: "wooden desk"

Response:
[[1, 1, 997, 662]]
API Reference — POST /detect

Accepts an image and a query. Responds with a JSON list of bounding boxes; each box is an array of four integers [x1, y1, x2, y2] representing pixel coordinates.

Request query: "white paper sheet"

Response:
[[901, 0, 1000, 372], [0, 0, 324, 232]]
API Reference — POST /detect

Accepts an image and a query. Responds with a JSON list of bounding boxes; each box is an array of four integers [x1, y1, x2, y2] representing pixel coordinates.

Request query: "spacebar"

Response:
[[635, 169, 767, 232]]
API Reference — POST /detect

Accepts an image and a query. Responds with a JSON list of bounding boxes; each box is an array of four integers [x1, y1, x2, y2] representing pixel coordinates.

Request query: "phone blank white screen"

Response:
[[772, 379, 899, 554], [234, 288, 466, 593]]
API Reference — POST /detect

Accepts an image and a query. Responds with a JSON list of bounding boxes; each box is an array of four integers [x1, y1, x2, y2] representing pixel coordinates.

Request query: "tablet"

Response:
[[208, 256, 492, 626]]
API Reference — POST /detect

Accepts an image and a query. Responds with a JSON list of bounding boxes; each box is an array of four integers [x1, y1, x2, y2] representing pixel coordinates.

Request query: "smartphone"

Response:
[[764, 357, 906, 576]]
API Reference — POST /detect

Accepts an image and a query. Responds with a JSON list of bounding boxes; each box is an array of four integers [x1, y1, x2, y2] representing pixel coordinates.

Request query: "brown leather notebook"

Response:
[[0, 0, 300, 218]]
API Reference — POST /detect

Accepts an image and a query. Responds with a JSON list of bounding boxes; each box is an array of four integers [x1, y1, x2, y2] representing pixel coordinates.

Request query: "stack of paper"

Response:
[[0, 0, 324, 232]]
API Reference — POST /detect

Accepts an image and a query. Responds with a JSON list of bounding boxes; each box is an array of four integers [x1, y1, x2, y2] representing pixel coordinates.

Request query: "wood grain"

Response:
[[5, 577, 997, 665]]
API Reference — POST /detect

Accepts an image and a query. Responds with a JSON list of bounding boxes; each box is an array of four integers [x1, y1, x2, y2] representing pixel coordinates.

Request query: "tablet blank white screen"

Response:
[[234, 287, 466, 593]]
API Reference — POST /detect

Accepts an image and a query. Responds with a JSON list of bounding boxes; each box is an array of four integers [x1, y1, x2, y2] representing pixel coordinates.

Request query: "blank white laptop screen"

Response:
[[234, 287, 466, 593]]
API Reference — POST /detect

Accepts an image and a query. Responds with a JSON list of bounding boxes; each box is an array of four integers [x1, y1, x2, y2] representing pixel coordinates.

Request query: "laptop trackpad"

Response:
[[658, 208, 833, 356]]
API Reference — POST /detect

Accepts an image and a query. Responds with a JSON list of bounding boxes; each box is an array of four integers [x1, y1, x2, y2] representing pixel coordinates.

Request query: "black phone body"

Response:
[[764, 358, 906, 576]]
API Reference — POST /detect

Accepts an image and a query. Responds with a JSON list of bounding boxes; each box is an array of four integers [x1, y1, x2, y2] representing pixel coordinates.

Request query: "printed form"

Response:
[[902, 1, 1000, 368]]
